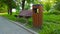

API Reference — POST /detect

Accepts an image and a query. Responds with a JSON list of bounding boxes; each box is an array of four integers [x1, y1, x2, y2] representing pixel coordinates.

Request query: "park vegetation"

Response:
[[0, 0, 60, 34]]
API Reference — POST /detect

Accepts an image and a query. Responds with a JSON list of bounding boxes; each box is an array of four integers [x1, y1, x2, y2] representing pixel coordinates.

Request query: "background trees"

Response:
[[0, 0, 60, 14], [0, 0, 16, 15]]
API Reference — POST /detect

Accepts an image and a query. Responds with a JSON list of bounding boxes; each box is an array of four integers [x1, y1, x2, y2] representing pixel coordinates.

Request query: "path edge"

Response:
[[10, 20, 38, 34]]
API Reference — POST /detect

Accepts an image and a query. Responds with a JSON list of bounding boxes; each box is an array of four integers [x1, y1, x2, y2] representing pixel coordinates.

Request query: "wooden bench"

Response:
[[15, 10, 32, 25], [15, 10, 32, 18]]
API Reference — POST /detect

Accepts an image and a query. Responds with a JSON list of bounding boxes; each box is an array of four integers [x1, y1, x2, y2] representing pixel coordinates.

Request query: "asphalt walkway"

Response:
[[0, 17, 32, 34]]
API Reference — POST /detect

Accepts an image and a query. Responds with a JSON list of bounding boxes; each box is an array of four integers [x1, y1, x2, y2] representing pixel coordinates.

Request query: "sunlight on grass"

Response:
[[0, 13, 7, 16]]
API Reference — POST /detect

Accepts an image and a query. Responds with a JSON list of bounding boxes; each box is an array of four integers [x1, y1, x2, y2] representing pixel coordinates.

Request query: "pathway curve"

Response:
[[0, 17, 32, 34]]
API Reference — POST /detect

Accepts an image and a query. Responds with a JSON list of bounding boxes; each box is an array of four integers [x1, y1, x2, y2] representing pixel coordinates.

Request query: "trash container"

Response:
[[32, 4, 43, 28]]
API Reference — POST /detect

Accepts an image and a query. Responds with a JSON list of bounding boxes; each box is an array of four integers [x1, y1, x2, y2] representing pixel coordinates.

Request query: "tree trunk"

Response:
[[10, 8, 12, 15], [8, 7, 12, 15], [8, 9, 9, 14], [22, 0, 25, 10]]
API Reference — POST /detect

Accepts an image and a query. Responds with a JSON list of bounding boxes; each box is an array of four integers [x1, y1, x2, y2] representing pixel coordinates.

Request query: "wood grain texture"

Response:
[[32, 5, 43, 28]]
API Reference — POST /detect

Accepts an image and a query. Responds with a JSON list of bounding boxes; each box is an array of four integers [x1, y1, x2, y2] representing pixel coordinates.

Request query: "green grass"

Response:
[[44, 14, 60, 24], [38, 14, 60, 34], [0, 12, 60, 34], [0, 13, 27, 23]]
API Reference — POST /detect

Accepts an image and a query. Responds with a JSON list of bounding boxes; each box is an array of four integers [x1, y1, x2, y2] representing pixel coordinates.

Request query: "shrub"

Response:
[[54, 2, 60, 11], [50, 29, 60, 34], [49, 10, 60, 15], [16, 18, 26, 23], [28, 18, 33, 25]]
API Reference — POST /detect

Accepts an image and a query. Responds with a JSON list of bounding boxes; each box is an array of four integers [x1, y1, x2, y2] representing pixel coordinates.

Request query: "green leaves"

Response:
[[0, 0, 16, 8], [54, 2, 60, 11], [0, 3, 7, 13], [44, 2, 51, 11], [26, 0, 34, 3]]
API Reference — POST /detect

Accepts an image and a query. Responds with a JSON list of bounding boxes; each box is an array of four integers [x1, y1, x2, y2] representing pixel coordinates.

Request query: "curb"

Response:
[[9, 20, 38, 34]]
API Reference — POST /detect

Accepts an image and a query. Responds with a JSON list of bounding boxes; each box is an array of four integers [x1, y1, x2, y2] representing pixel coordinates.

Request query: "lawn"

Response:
[[39, 14, 60, 34], [0, 12, 60, 34]]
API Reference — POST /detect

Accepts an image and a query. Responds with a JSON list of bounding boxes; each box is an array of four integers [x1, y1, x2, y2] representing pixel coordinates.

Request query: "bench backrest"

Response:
[[19, 10, 32, 16]]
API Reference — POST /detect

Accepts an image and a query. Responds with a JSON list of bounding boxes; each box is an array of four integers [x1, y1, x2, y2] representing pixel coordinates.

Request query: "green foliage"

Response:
[[41, 0, 56, 11], [38, 13, 60, 34], [28, 18, 33, 25], [44, 2, 51, 11], [2, 14, 17, 21], [7, 0, 16, 8], [0, 3, 8, 13], [51, 29, 60, 34], [26, 0, 34, 3], [0, 0, 16, 8], [16, 18, 26, 23], [0, 0, 60, 34], [48, 9, 60, 15], [1, 11, 60, 34], [54, 2, 60, 11], [50, 11, 60, 15], [25, 3, 30, 10]]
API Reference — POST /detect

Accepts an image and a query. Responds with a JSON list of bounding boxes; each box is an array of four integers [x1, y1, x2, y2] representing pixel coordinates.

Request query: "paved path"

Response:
[[0, 17, 32, 34]]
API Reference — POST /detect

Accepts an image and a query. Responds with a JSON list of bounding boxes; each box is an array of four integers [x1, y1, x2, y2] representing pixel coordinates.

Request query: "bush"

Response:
[[16, 18, 26, 23], [28, 18, 33, 25], [51, 29, 60, 34], [54, 2, 60, 11], [49, 10, 60, 15]]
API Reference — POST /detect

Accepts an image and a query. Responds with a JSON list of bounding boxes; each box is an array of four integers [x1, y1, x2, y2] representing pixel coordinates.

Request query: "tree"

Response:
[[0, 0, 16, 15], [22, 0, 25, 10], [16, 0, 40, 10], [15, 0, 25, 10], [6, 0, 16, 15], [0, 3, 7, 13]]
